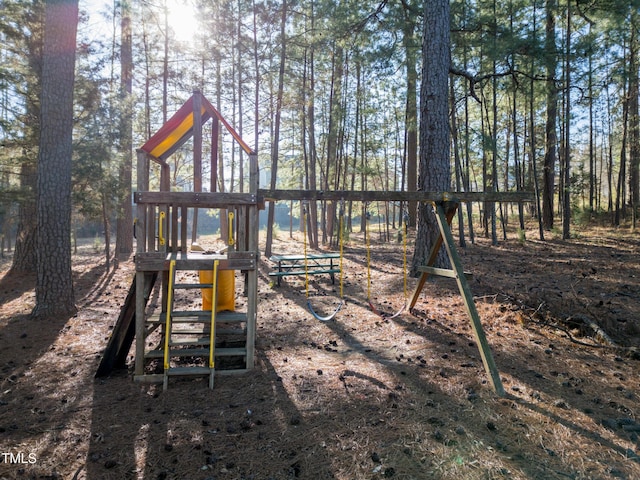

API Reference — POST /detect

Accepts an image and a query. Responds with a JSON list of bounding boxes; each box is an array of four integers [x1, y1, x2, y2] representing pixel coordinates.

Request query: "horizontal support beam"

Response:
[[258, 189, 534, 203], [135, 252, 256, 271], [417, 265, 472, 279], [135, 191, 259, 207]]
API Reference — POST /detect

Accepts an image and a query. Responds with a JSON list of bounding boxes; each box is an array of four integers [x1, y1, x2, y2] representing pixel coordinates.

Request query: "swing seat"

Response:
[[369, 300, 407, 319], [307, 299, 343, 322]]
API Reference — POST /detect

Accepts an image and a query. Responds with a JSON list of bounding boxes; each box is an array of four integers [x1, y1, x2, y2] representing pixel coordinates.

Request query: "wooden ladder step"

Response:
[[169, 338, 210, 347], [216, 347, 247, 357], [216, 327, 246, 336], [168, 348, 210, 357], [172, 310, 212, 319], [146, 347, 247, 359], [170, 327, 246, 336], [147, 347, 248, 358], [168, 347, 247, 357], [174, 283, 214, 289], [147, 311, 247, 323], [165, 366, 212, 377]]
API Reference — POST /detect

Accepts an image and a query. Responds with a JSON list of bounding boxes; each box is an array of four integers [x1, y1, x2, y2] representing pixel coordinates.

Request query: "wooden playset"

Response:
[[97, 91, 534, 396]]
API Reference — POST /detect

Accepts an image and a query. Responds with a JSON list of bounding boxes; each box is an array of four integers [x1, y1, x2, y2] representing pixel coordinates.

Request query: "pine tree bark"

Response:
[[32, 0, 79, 319], [542, 0, 558, 231], [116, 0, 133, 260], [401, 4, 419, 228], [412, 0, 451, 274], [629, 11, 639, 230], [562, 0, 571, 240], [11, 162, 38, 273], [264, 0, 287, 258], [10, 4, 44, 274]]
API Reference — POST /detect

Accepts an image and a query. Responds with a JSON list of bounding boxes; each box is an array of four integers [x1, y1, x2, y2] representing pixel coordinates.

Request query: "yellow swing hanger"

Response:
[[303, 201, 345, 322], [366, 202, 408, 319]]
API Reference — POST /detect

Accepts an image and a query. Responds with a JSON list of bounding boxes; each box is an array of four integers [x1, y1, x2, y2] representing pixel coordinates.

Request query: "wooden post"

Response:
[[192, 91, 203, 243], [135, 150, 149, 377], [408, 202, 457, 310], [211, 118, 219, 193], [159, 163, 170, 253], [245, 152, 259, 369], [432, 202, 505, 396]]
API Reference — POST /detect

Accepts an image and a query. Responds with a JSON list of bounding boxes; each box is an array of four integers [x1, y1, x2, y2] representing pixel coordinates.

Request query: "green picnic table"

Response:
[[268, 253, 341, 286]]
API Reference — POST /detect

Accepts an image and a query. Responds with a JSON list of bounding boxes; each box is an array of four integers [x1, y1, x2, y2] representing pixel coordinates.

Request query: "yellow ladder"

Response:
[[163, 259, 219, 390]]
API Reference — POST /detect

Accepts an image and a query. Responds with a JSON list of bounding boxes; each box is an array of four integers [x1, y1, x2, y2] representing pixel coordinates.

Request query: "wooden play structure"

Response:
[[97, 90, 533, 396], [96, 91, 259, 389]]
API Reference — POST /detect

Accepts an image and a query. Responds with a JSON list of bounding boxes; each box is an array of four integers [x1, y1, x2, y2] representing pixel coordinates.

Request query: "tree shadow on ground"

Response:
[[85, 349, 340, 479]]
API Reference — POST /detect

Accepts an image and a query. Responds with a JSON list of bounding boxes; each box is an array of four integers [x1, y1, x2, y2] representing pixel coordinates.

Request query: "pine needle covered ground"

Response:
[[1, 225, 639, 479]]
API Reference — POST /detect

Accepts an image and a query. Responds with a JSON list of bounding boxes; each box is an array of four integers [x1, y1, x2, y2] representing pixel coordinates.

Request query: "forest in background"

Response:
[[1, 0, 639, 266]]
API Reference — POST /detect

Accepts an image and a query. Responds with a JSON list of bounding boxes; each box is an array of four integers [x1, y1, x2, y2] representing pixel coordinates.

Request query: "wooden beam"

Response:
[[431, 203, 505, 397], [134, 191, 259, 207], [417, 265, 471, 279], [258, 189, 534, 203], [408, 202, 459, 310]]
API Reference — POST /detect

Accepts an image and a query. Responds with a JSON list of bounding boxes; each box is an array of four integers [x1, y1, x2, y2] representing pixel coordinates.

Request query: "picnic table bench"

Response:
[[268, 253, 340, 286]]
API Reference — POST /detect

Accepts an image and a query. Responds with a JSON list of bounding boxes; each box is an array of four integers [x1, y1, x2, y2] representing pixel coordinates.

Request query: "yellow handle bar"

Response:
[[159, 211, 166, 246], [228, 211, 235, 246]]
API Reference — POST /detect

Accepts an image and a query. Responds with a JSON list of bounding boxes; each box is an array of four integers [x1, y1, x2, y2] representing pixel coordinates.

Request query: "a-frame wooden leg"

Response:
[[409, 201, 505, 397], [432, 203, 505, 397], [408, 202, 458, 311]]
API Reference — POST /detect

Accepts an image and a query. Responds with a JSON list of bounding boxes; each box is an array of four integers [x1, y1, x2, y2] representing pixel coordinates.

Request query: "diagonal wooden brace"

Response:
[[409, 201, 505, 397]]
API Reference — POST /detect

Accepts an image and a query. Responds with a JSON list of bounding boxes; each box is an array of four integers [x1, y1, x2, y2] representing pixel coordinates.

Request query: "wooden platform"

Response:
[[135, 251, 256, 271]]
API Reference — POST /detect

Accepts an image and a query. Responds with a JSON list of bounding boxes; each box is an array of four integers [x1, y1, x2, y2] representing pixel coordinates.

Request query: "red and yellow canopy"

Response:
[[140, 93, 253, 161]]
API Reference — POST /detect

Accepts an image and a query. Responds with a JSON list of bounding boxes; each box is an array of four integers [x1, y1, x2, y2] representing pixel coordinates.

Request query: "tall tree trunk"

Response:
[[588, 25, 595, 214], [490, 27, 499, 245], [412, 0, 450, 274], [306, 17, 319, 249], [542, 0, 558, 231], [450, 77, 465, 247], [401, 4, 418, 228], [324, 42, 344, 245], [264, 0, 287, 258], [562, 0, 571, 239], [116, 0, 133, 261], [162, 0, 169, 123], [359, 65, 367, 234], [237, 0, 244, 193], [629, 10, 639, 230], [510, 4, 525, 233], [350, 61, 362, 233], [528, 0, 545, 240], [513, 84, 525, 232], [32, 0, 79, 319], [252, 0, 260, 153], [11, 162, 38, 273], [462, 41, 475, 244], [11, 3, 44, 274], [615, 86, 629, 226]]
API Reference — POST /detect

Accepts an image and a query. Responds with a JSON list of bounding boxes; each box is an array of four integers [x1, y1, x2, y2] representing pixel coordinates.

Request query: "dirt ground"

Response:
[[1, 222, 640, 480]]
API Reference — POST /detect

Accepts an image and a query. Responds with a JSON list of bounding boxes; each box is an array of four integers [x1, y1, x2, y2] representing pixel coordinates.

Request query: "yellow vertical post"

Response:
[[208, 260, 220, 389], [163, 260, 176, 371], [158, 211, 166, 246]]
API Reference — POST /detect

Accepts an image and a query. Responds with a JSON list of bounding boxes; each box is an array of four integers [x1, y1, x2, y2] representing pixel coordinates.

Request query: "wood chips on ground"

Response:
[[1, 224, 640, 479]]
